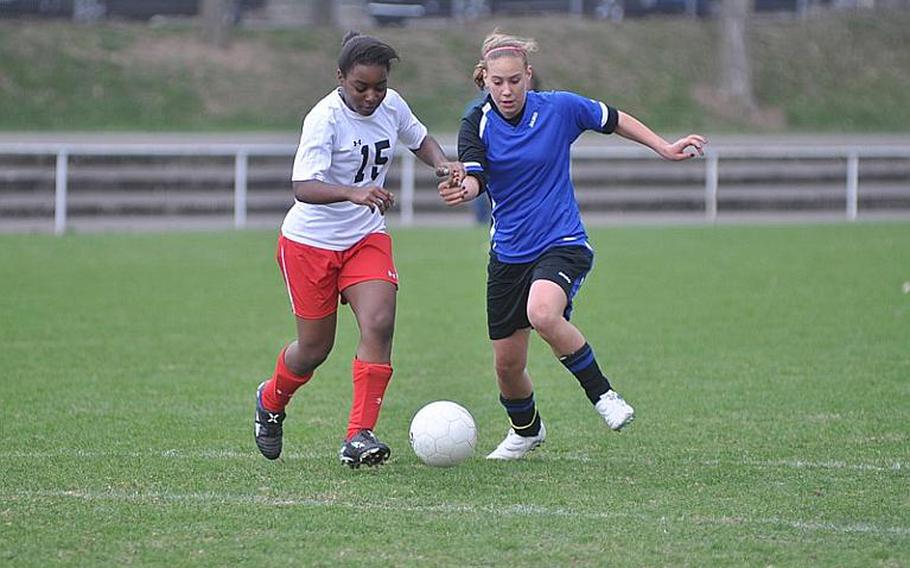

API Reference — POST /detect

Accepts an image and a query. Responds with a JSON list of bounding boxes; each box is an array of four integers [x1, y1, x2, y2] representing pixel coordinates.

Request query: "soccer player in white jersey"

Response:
[[255, 31, 464, 468], [439, 30, 707, 460]]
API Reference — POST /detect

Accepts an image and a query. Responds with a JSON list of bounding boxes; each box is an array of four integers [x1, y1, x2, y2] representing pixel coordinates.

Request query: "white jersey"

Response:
[[283, 87, 428, 250]]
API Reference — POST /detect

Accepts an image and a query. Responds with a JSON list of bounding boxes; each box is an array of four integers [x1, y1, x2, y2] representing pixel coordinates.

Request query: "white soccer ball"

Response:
[[409, 401, 477, 467]]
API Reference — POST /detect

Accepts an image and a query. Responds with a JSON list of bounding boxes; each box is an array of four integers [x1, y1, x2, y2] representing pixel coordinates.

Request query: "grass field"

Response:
[[1, 223, 908, 566]]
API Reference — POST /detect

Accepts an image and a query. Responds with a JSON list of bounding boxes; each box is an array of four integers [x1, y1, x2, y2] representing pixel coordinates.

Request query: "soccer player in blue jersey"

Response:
[[439, 30, 707, 460]]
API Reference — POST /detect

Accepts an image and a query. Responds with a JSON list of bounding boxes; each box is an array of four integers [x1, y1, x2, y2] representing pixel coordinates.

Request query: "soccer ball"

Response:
[[409, 401, 477, 467]]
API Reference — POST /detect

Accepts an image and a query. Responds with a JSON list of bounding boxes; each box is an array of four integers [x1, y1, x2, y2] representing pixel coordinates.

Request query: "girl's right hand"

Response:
[[435, 162, 466, 188]]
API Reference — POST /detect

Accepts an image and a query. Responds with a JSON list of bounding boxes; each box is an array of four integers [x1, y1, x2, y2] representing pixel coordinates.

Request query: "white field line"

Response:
[[0, 449, 905, 473], [4, 488, 909, 538], [0, 449, 322, 460], [554, 454, 906, 472], [740, 458, 904, 472]]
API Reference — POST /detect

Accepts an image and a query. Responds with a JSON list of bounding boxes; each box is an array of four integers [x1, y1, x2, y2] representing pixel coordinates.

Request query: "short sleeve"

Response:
[[555, 91, 618, 136], [388, 90, 428, 150], [291, 107, 334, 182]]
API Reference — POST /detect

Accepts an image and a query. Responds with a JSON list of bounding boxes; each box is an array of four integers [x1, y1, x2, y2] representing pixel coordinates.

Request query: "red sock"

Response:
[[261, 346, 312, 413], [346, 358, 393, 440]]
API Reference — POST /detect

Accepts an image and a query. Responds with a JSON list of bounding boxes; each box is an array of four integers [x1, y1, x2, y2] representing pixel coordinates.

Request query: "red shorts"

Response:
[[276, 233, 399, 320]]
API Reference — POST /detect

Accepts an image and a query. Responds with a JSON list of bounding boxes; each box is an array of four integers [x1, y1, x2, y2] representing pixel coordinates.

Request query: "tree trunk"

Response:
[[201, 0, 234, 48], [309, 0, 337, 27], [719, 0, 755, 109]]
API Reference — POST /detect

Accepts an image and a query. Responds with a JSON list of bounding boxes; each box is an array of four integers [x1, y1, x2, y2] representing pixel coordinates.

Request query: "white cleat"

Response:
[[486, 422, 547, 460], [595, 390, 635, 431]]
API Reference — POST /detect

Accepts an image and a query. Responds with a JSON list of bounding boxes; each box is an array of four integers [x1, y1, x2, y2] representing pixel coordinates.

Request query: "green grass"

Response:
[[1, 223, 908, 566], [1, 10, 909, 132]]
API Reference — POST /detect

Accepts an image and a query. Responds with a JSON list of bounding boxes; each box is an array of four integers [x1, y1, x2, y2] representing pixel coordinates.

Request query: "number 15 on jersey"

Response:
[[354, 139, 391, 183]]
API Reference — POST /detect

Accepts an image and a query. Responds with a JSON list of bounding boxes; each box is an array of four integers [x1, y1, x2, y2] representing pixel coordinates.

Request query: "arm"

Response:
[[389, 89, 463, 181], [439, 107, 487, 207], [614, 111, 707, 161], [412, 134, 465, 185], [290, 109, 394, 213], [293, 180, 394, 214]]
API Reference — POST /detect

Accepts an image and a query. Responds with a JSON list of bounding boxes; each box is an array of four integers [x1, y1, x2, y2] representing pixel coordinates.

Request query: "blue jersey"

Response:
[[459, 90, 618, 263]]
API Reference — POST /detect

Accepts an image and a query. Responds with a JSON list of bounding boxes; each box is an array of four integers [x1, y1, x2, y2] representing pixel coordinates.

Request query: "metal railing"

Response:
[[568, 144, 910, 223], [2, 142, 291, 234], [1, 142, 909, 235]]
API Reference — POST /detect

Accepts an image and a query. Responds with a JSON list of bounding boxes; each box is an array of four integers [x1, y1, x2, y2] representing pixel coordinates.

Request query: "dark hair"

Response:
[[338, 31, 399, 76]]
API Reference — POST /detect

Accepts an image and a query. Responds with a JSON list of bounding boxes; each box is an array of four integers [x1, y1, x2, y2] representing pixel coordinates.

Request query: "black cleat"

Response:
[[338, 429, 391, 469], [254, 381, 285, 460]]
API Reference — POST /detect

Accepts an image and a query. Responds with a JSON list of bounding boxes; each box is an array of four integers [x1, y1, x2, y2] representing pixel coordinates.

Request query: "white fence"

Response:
[[1, 142, 909, 235]]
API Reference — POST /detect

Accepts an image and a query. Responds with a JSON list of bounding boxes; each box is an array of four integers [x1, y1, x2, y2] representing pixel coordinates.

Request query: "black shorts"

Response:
[[487, 245, 594, 340]]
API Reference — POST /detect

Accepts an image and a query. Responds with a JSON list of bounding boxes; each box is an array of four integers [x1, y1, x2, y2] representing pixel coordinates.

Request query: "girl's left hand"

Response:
[[439, 175, 480, 207]]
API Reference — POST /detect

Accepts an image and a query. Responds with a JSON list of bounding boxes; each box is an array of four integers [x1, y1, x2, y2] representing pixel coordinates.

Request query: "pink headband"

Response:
[[484, 45, 526, 58]]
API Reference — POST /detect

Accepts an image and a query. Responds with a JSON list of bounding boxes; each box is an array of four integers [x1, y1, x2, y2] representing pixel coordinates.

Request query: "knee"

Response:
[[495, 354, 525, 381], [290, 338, 334, 373], [360, 309, 395, 343], [527, 303, 562, 336]]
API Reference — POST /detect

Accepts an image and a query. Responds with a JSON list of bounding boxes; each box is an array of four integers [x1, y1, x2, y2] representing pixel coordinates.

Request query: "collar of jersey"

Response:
[[486, 92, 534, 127], [336, 88, 380, 120]]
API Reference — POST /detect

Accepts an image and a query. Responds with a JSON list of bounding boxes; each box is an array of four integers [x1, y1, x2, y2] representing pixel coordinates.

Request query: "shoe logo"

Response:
[[267, 413, 281, 424], [557, 271, 572, 284]]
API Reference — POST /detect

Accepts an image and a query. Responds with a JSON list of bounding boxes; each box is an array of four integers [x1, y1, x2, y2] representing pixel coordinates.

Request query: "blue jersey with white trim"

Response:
[[459, 90, 618, 263]]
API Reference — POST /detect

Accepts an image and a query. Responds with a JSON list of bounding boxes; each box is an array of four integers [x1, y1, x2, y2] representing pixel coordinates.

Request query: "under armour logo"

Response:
[[375, 397, 383, 405], [267, 413, 281, 424], [351, 441, 365, 449], [388, 270, 398, 279], [353, 139, 362, 147]]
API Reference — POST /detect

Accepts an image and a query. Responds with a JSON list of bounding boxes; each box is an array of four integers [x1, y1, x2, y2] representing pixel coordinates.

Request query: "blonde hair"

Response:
[[472, 29, 538, 90]]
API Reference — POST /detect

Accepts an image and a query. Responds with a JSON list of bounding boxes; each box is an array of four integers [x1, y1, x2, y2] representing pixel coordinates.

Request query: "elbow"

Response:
[[614, 111, 630, 136], [292, 181, 311, 202]]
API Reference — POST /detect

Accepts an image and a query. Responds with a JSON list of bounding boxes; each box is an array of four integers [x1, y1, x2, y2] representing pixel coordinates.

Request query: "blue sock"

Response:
[[500, 393, 541, 437], [560, 343, 612, 404]]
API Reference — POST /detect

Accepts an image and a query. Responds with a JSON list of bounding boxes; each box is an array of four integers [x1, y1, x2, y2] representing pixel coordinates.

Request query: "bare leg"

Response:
[[339, 279, 397, 442], [342, 280, 396, 362], [526, 279, 585, 357], [255, 312, 336, 461], [492, 328, 533, 399], [526, 279, 633, 430], [487, 328, 545, 458], [285, 312, 338, 375]]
